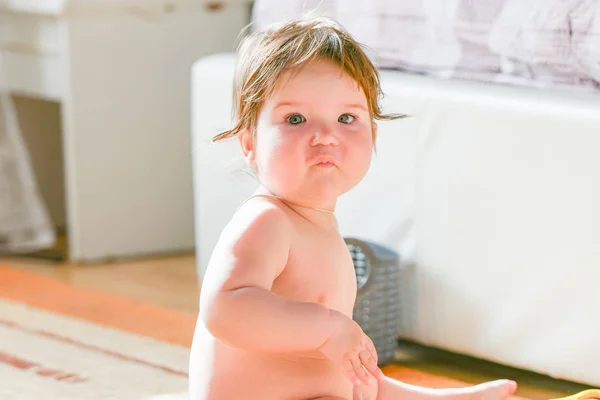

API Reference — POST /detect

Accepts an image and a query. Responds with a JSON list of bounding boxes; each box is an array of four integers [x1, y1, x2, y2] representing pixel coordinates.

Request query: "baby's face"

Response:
[[244, 59, 375, 208]]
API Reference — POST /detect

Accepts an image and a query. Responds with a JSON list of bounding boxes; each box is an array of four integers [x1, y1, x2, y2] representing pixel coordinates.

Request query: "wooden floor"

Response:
[[2, 251, 592, 400]]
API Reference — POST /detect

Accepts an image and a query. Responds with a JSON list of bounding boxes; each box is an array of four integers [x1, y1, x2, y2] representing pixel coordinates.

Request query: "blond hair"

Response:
[[212, 16, 405, 143]]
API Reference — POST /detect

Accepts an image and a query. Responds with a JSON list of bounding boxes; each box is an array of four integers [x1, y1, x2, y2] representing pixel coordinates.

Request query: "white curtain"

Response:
[[0, 56, 55, 253]]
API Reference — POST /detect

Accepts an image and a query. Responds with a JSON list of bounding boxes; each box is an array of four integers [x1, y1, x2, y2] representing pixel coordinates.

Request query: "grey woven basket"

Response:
[[345, 238, 402, 366]]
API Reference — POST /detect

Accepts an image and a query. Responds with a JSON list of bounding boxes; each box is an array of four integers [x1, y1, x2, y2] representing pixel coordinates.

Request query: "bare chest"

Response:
[[272, 231, 357, 315]]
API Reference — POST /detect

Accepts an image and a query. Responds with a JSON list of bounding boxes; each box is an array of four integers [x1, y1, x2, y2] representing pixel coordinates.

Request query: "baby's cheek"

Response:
[[347, 141, 372, 174], [270, 148, 304, 185]]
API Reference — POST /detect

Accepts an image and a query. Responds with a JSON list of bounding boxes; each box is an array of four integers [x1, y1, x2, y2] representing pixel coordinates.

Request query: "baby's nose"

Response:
[[312, 125, 339, 146]]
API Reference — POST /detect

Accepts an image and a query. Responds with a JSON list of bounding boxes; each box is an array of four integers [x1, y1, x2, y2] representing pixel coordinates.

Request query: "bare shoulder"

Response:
[[206, 196, 293, 282], [224, 196, 292, 247]]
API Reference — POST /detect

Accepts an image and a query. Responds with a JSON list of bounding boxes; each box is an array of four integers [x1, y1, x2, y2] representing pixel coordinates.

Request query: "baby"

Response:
[[189, 16, 518, 400]]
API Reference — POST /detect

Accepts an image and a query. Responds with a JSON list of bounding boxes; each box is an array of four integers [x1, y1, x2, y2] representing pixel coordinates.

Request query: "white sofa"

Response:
[[191, 53, 600, 386]]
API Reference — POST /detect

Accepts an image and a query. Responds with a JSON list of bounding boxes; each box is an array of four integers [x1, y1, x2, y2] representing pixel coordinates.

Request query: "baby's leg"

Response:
[[310, 397, 348, 400], [377, 377, 517, 400]]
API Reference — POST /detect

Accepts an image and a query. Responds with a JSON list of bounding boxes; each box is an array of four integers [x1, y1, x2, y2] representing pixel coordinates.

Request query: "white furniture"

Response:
[[1, 0, 252, 261], [192, 53, 600, 386]]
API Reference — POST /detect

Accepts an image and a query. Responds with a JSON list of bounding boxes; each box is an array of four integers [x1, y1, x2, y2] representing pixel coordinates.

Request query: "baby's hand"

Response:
[[318, 309, 385, 386]]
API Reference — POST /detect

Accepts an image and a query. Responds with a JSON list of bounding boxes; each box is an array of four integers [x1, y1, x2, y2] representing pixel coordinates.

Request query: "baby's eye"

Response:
[[286, 114, 306, 125], [338, 114, 355, 124]]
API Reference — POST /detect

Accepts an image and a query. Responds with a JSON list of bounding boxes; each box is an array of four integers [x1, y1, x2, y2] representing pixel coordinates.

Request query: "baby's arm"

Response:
[[200, 201, 332, 353]]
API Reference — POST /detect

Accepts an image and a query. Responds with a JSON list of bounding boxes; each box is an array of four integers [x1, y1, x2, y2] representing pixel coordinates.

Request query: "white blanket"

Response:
[[251, 0, 600, 92]]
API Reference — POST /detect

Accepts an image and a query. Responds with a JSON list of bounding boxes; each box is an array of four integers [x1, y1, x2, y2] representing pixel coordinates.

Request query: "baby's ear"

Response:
[[238, 129, 256, 166]]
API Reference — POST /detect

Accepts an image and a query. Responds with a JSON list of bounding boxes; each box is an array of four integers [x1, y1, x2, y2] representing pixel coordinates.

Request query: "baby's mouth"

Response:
[[315, 161, 335, 168], [310, 155, 338, 167]]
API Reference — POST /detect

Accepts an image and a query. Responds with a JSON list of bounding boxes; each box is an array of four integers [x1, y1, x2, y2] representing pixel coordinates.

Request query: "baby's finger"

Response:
[[350, 356, 368, 385], [364, 342, 385, 380], [364, 338, 378, 362], [346, 359, 361, 386], [359, 348, 379, 382], [352, 354, 372, 385]]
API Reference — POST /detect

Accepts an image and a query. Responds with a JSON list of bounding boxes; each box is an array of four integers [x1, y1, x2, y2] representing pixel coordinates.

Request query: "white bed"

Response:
[[192, 51, 600, 386]]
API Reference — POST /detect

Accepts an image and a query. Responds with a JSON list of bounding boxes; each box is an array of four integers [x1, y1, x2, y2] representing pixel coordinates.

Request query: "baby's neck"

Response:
[[254, 188, 338, 229], [280, 198, 334, 215]]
